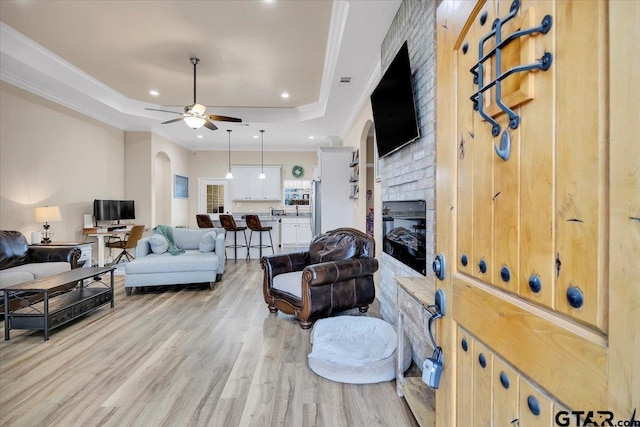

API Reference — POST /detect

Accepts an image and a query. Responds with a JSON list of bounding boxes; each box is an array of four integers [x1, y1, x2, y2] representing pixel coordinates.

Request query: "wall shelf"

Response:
[[350, 149, 360, 200]]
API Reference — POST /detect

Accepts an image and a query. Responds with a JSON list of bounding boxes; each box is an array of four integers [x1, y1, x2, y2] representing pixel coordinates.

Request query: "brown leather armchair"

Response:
[[261, 228, 378, 329]]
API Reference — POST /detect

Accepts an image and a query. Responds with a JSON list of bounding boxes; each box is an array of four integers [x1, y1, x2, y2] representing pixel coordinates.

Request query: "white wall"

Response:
[[341, 99, 383, 288], [124, 131, 152, 230], [342, 100, 377, 232], [151, 133, 191, 227], [123, 131, 192, 230], [0, 81, 124, 241]]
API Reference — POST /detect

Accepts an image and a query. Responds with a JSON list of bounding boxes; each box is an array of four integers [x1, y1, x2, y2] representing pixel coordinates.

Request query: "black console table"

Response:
[[3, 266, 115, 341]]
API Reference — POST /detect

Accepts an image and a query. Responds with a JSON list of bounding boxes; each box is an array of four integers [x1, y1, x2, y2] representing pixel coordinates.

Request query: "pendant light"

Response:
[[225, 130, 233, 179], [259, 129, 266, 179]]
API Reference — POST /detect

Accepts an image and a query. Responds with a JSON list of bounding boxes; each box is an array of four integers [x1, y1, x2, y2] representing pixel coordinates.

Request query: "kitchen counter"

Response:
[[210, 214, 312, 258], [230, 213, 312, 221]]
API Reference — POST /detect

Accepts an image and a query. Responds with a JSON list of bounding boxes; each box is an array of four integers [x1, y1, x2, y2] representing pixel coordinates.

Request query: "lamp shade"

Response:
[[34, 206, 62, 223], [184, 116, 206, 129]]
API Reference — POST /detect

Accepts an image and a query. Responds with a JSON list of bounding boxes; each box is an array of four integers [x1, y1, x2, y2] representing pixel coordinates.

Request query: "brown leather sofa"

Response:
[[261, 227, 378, 329], [0, 230, 81, 314]]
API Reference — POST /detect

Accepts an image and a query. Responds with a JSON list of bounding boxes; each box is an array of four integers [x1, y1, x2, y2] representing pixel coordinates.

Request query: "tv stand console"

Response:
[[3, 266, 115, 341]]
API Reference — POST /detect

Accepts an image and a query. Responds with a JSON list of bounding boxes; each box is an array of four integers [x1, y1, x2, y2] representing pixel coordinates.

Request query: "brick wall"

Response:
[[378, 0, 438, 366]]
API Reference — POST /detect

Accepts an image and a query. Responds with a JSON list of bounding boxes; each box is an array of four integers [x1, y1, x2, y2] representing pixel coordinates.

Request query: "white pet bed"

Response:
[[308, 316, 411, 384]]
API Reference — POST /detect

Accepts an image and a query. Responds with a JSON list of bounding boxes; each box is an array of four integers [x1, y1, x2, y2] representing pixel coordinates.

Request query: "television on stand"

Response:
[[93, 199, 118, 223], [370, 41, 420, 158], [118, 200, 136, 221], [93, 199, 136, 226]]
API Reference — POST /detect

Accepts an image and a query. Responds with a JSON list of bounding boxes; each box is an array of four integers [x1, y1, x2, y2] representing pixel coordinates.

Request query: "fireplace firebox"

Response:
[[382, 200, 426, 275]]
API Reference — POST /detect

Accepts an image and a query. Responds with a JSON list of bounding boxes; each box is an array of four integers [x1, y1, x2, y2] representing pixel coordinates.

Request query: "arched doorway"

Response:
[[362, 120, 376, 237], [154, 151, 171, 227]]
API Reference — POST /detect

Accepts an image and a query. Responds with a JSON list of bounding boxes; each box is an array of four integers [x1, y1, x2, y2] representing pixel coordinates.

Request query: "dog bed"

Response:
[[308, 316, 411, 384]]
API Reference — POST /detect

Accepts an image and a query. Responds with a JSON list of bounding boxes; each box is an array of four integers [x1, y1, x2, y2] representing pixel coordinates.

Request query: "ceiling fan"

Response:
[[146, 57, 242, 130]]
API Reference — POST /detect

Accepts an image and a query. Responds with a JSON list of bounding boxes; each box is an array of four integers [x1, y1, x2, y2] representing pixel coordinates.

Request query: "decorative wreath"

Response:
[[292, 165, 304, 178]]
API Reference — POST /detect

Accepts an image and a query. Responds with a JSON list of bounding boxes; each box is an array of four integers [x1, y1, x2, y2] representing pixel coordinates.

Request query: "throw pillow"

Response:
[[199, 231, 217, 252], [149, 234, 169, 254]]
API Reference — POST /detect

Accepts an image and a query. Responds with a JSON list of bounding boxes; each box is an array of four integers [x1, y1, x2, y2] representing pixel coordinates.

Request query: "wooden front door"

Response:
[[435, 1, 639, 425]]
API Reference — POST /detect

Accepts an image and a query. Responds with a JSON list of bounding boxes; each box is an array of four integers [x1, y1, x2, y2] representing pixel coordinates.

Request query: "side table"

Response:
[[396, 276, 437, 427], [30, 242, 93, 268]]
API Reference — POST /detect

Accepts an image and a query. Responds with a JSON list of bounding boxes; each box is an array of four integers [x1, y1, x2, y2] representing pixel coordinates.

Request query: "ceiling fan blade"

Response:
[[161, 118, 185, 125], [203, 120, 218, 131], [208, 114, 242, 123], [146, 108, 182, 115]]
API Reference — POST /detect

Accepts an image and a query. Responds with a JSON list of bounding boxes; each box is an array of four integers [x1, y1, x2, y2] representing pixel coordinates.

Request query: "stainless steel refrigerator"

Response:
[[312, 147, 353, 236], [311, 179, 321, 236]]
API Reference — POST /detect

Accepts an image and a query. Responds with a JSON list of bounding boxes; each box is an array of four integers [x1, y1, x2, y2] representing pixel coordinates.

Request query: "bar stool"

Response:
[[245, 214, 274, 259], [196, 214, 214, 228], [219, 214, 248, 261]]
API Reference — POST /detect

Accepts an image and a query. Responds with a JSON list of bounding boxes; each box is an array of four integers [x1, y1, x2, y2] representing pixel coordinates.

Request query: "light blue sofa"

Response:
[[124, 227, 225, 296]]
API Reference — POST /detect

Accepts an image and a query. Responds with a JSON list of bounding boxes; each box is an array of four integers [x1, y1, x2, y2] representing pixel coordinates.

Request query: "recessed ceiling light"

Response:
[[309, 136, 315, 139], [149, 90, 160, 96], [263, 0, 275, 3], [197, 135, 203, 139], [281, 92, 290, 99], [253, 135, 259, 139]]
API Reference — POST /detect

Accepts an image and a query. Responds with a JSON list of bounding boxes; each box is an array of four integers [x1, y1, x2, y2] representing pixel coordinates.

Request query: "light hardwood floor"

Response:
[[0, 261, 419, 427]]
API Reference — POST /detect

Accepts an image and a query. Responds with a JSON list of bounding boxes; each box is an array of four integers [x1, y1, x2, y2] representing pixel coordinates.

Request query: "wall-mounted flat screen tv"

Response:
[[370, 41, 420, 158]]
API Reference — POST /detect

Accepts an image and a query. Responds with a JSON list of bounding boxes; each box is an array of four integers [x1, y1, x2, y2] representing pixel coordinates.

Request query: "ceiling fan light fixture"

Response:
[[191, 103, 207, 115], [184, 116, 206, 129], [144, 58, 241, 131]]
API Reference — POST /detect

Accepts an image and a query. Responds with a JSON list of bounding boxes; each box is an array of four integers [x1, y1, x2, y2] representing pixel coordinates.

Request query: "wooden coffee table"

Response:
[[3, 266, 115, 341]]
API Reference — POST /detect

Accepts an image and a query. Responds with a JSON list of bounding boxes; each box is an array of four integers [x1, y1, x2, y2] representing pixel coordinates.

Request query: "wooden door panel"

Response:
[[452, 277, 606, 410], [554, 0, 607, 331], [492, 113, 520, 294], [471, 26, 496, 287], [456, 18, 478, 278], [456, 328, 474, 425], [518, 0, 556, 309], [472, 340, 493, 426], [519, 379, 554, 426], [493, 357, 519, 426], [437, 0, 637, 425], [608, 0, 640, 414]]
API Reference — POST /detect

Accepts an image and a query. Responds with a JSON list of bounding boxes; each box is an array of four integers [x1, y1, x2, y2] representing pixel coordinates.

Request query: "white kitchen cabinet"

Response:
[[262, 170, 281, 200], [231, 166, 281, 200], [280, 217, 312, 246]]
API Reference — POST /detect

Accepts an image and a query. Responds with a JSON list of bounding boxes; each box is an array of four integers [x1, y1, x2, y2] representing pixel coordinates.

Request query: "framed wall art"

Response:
[[174, 174, 189, 199]]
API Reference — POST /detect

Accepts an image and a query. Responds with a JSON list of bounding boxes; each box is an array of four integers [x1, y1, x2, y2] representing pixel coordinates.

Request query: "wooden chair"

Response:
[[105, 225, 145, 265]]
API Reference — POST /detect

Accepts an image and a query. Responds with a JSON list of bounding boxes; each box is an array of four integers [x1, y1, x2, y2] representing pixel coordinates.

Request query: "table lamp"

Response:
[[34, 206, 62, 243]]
